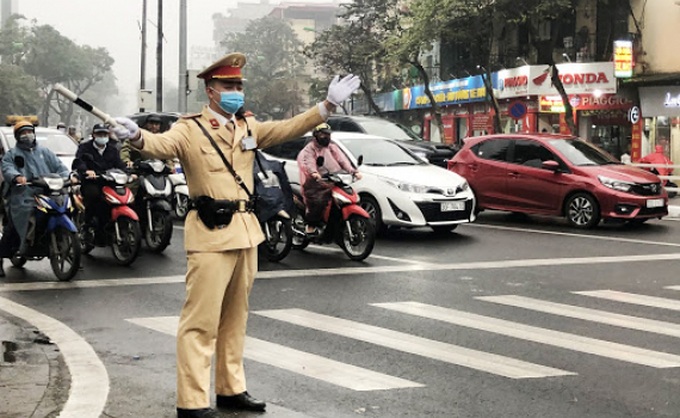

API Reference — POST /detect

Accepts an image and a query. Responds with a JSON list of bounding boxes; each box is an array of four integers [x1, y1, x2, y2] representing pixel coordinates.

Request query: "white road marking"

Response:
[[0, 296, 108, 418], [127, 316, 423, 391], [373, 301, 680, 368], [5, 252, 680, 292], [469, 223, 680, 248], [574, 290, 680, 311], [254, 308, 573, 379], [477, 295, 680, 338]]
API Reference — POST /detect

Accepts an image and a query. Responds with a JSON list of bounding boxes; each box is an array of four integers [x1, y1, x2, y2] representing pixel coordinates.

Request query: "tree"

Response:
[[0, 64, 41, 118], [220, 16, 307, 120]]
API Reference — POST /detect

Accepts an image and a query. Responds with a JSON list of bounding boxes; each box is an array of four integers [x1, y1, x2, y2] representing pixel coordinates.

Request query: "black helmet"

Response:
[[92, 123, 109, 134], [146, 114, 162, 124]]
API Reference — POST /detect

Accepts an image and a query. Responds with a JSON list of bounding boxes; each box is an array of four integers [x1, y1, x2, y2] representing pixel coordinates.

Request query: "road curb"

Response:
[[669, 205, 680, 218]]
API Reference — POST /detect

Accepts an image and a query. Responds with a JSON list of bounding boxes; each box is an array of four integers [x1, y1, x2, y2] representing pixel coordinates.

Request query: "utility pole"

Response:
[[178, 0, 187, 113], [156, 0, 163, 111], [139, 0, 147, 112]]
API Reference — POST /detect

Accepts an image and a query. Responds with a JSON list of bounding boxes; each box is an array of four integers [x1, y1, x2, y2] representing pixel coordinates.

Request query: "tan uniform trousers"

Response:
[[176, 247, 257, 409]]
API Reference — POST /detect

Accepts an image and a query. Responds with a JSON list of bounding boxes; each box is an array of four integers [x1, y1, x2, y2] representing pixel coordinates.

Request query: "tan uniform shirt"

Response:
[[136, 104, 324, 252]]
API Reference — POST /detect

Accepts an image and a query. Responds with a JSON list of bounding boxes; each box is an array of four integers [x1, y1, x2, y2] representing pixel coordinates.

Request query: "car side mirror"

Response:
[[541, 160, 560, 171], [357, 155, 364, 167]]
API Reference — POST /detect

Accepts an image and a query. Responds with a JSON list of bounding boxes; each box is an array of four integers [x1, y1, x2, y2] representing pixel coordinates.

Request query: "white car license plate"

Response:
[[646, 198, 664, 208], [441, 201, 465, 212]]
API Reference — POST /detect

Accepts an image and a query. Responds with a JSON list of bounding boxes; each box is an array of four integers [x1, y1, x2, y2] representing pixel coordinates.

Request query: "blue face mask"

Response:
[[212, 89, 244, 115], [94, 136, 109, 146]]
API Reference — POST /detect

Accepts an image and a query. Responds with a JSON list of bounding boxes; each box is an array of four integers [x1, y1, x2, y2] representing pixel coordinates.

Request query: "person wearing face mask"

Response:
[[0, 121, 72, 277], [72, 123, 128, 231], [108, 52, 361, 418], [297, 123, 362, 234]]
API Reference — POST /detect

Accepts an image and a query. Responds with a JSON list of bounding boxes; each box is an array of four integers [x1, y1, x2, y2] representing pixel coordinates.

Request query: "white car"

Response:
[[263, 132, 476, 233]]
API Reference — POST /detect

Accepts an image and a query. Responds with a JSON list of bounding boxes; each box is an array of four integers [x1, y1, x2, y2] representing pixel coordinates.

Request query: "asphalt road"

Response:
[[3, 212, 680, 418]]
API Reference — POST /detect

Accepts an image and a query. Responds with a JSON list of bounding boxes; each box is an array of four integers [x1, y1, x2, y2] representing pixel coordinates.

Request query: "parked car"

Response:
[[447, 133, 668, 228], [327, 115, 458, 167], [263, 132, 476, 234]]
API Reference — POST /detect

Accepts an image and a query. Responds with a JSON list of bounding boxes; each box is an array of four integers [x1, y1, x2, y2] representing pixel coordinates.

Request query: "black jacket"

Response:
[[72, 139, 127, 174]]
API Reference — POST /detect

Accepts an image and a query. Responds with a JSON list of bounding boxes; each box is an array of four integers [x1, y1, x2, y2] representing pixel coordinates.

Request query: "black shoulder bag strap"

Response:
[[193, 119, 254, 199]]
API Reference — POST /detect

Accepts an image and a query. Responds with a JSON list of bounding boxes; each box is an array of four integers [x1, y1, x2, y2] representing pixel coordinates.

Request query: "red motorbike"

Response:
[[77, 168, 142, 266], [291, 170, 376, 261]]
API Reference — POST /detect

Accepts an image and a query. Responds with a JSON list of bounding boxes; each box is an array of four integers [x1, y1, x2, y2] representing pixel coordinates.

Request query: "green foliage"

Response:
[[220, 16, 307, 119], [0, 15, 116, 125], [0, 64, 41, 117]]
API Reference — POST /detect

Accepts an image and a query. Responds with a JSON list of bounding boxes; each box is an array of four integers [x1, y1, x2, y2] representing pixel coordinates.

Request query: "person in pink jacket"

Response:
[[297, 123, 361, 234]]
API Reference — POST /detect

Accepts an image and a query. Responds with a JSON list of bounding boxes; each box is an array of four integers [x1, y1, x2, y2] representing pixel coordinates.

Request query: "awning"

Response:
[[620, 72, 680, 86]]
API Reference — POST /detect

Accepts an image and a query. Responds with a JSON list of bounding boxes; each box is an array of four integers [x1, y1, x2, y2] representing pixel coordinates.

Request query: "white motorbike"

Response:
[[169, 162, 189, 220]]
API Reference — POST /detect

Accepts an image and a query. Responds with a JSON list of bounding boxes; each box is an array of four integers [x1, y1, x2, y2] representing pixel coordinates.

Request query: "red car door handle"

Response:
[[508, 172, 519, 178]]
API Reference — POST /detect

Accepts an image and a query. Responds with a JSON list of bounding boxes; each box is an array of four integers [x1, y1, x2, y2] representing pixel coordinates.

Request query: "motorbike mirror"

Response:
[[356, 155, 364, 167], [316, 156, 325, 167], [14, 155, 24, 168]]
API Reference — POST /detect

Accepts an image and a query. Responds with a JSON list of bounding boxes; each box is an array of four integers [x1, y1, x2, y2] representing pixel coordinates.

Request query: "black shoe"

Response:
[[176, 407, 220, 418], [216, 392, 266, 412], [0, 259, 4, 277]]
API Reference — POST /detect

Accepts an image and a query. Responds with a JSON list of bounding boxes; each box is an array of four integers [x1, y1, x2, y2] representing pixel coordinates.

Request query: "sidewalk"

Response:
[[0, 314, 66, 418]]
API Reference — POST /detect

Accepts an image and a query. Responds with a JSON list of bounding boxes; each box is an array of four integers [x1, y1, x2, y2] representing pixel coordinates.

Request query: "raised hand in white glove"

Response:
[[326, 74, 361, 106], [112, 117, 140, 141]]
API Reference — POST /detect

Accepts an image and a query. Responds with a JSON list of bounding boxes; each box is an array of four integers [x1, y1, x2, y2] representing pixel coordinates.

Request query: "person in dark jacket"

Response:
[[72, 123, 129, 229]]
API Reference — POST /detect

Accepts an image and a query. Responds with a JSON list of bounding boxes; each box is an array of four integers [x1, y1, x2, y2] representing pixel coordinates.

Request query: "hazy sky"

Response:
[[17, 0, 242, 113]]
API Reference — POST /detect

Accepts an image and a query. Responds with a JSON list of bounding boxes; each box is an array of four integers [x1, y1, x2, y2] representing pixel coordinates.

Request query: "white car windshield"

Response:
[[341, 138, 426, 166], [358, 119, 421, 141], [8, 131, 78, 156]]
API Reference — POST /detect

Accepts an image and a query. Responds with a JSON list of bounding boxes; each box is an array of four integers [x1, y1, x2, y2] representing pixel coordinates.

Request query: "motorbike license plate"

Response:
[[441, 201, 465, 212], [646, 198, 664, 208]]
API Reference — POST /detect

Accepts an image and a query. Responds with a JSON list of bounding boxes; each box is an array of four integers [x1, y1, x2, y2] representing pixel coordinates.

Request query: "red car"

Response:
[[447, 134, 668, 228]]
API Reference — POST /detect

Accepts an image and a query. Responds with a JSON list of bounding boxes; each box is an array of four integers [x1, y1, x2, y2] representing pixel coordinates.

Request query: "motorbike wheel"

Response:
[[144, 209, 173, 253], [174, 194, 189, 220], [260, 216, 293, 262], [112, 217, 142, 266], [291, 212, 310, 250], [10, 255, 26, 268], [74, 211, 95, 255], [340, 214, 376, 261], [49, 227, 81, 281]]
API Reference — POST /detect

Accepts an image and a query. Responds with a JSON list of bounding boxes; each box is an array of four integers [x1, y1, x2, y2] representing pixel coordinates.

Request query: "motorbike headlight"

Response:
[[598, 175, 633, 192]]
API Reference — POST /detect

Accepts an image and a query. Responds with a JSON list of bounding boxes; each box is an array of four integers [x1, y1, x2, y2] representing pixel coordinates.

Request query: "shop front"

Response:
[[639, 86, 680, 165]]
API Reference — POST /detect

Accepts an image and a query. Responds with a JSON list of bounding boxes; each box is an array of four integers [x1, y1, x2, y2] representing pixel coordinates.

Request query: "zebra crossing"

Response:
[[127, 285, 680, 391]]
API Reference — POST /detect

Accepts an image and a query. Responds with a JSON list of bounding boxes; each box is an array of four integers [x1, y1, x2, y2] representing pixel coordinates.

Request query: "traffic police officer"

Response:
[[112, 52, 360, 418]]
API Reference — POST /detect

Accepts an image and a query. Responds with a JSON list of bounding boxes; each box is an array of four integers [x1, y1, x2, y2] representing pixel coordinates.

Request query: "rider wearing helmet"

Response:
[[297, 123, 361, 234], [0, 121, 72, 276]]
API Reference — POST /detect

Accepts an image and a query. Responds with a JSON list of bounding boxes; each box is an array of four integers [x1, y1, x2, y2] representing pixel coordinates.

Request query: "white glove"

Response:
[[112, 117, 140, 141], [326, 74, 361, 106]]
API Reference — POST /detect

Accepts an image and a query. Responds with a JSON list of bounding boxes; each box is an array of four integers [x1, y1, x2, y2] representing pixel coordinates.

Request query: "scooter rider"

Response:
[[297, 123, 361, 234], [72, 123, 130, 231], [0, 121, 72, 277]]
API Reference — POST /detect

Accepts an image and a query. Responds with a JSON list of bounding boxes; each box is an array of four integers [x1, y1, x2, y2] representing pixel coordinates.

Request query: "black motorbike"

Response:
[[133, 159, 174, 252], [254, 151, 294, 262]]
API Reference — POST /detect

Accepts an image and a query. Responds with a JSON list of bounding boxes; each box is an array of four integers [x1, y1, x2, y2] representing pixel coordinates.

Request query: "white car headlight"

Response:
[[456, 180, 470, 193], [380, 176, 430, 194], [598, 175, 633, 192]]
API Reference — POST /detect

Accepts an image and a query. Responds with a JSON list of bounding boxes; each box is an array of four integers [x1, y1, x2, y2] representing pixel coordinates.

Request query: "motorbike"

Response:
[[254, 151, 294, 262], [640, 146, 678, 198], [9, 174, 81, 281], [168, 162, 189, 220], [133, 159, 174, 252], [649, 166, 678, 199], [291, 166, 376, 261], [77, 168, 142, 266]]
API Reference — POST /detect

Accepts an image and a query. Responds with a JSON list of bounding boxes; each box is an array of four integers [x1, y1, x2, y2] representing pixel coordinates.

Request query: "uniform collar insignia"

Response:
[[209, 119, 220, 129]]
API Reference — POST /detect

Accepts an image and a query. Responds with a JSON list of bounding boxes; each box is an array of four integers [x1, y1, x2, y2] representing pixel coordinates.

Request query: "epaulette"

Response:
[[180, 113, 201, 119]]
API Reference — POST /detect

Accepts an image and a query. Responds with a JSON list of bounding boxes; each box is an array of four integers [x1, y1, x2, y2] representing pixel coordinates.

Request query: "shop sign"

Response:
[[577, 94, 633, 110], [613, 40, 634, 78], [628, 106, 640, 124], [529, 62, 617, 96], [494, 66, 531, 99], [405, 76, 487, 110], [539, 95, 580, 113], [639, 86, 680, 117]]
